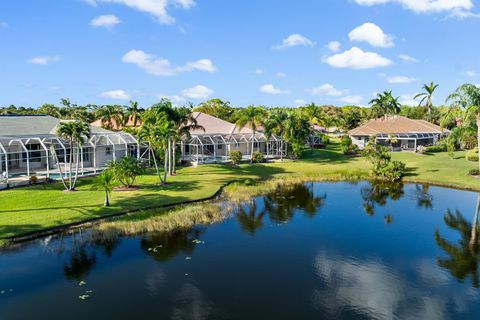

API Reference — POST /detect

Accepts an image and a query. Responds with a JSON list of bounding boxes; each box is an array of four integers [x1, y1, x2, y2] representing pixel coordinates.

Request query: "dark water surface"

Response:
[[1, 181, 480, 320]]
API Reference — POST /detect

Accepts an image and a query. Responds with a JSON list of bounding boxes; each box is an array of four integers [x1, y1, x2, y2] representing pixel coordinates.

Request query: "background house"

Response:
[[349, 116, 449, 151]]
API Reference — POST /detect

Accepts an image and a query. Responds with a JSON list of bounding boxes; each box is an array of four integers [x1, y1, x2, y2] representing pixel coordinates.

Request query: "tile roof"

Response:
[[190, 112, 253, 135], [348, 116, 448, 136]]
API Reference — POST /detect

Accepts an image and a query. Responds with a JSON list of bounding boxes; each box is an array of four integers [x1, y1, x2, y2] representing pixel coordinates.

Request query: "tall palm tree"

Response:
[[127, 100, 142, 127], [446, 84, 480, 171], [138, 122, 164, 185], [369, 91, 401, 119], [415, 82, 439, 114], [91, 169, 115, 206], [264, 110, 288, 160], [95, 105, 124, 130], [56, 121, 91, 191], [235, 106, 266, 163]]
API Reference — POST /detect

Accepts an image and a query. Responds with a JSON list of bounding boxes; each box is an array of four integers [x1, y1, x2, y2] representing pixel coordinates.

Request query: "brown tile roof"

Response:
[[349, 116, 449, 136], [190, 112, 252, 135]]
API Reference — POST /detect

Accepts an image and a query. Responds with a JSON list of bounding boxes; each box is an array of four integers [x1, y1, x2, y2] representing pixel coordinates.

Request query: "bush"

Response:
[[318, 133, 330, 145], [364, 140, 406, 181], [468, 168, 480, 176], [252, 151, 265, 163], [290, 141, 305, 159], [244, 179, 253, 186], [466, 147, 479, 162], [425, 145, 446, 153], [229, 150, 243, 165], [340, 135, 358, 155], [29, 175, 38, 185], [375, 160, 407, 182], [416, 145, 427, 154], [107, 156, 145, 187]]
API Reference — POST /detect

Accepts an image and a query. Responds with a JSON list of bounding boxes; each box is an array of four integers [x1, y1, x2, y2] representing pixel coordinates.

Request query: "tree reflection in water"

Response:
[[413, 184, 434, 209], [64, 245, 97, 281], [141, 228, 204, 262], [435, 194, 480, 288], [360, 181, 404, 216], [236, 182, 327, 234]]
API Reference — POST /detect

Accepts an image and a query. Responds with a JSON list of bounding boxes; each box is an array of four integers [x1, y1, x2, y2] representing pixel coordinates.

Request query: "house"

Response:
[[349, 116, 449, 151], [0, 114, 143, 185], [180, 112, 285, 164], [91, 115, 142, 131]]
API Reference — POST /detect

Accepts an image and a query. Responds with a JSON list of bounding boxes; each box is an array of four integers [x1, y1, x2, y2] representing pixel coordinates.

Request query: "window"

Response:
[[206, 145, 214, 154], [106, 147, 112, 155], [217, 144, 223, 150], [185, 145, 190, 153], [82, 148, 91, 162], [23, 144, 42, 163], [128, 145, 137, 158], [254, 142, 259, 149]]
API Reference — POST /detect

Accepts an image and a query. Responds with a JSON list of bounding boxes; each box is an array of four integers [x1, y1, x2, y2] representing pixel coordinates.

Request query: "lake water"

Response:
[[1, 181, 480, 320]]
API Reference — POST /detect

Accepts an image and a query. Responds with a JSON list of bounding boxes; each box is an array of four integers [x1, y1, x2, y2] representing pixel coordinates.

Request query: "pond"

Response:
[[1, 181, 480, 319]]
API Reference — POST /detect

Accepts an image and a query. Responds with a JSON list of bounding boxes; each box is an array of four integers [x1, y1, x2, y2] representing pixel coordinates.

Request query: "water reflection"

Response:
[[361, 181, 404, 216], [63, 245, 97, 281], [435, 195, 480, 288], [413, 184, 434, 209]]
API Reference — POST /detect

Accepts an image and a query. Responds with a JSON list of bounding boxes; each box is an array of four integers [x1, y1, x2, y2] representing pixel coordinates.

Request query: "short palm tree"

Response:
[[264, 110, 288, 159], [415, 82, 439, 114], [95, 105, 124, 130], [235, 106, 266, 163], [127, 100, 142, 127], [91, 169, 115, 206], [56, 121, 91, 191]]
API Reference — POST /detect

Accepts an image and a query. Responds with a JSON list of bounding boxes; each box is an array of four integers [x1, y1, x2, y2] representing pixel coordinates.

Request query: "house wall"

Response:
[[351, 136, 367, 150]]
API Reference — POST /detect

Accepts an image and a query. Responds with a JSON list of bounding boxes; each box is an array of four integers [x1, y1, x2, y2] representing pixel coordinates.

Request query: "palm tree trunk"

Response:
[[150, 149, 163, 184], [104, 191, 110, 207], [477, 117, 480, 172], [251, 128, 255, 163], [69, 138, 73, 190], [72, 142, 80, 190], [164, 145, 168, 184], [168, 138, 172, 175], [470, 194, 480, 248], [50, 145, 68, 190], [172, 138, 177, 175]]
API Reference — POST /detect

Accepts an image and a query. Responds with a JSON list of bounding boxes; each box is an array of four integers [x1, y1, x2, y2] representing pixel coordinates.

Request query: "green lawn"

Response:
[[0, 141, 478, 242]]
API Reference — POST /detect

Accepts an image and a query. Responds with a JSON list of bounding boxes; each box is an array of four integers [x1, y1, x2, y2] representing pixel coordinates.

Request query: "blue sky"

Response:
[[1, 0, 480, 108]]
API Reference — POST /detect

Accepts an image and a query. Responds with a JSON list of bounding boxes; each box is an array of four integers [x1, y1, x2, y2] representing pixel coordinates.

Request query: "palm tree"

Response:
[[264, 110, 288, 159], [415, 82, 439, 114], [127, 100, 142, 127], [446, 84, 480, 171], [235, 106, 266, 163], [91, 169, 115, 206], [56, 121, 91, 191], [95, 105, 124, 130], [369, 91, 401, 119], [138, 122, 164, 185]]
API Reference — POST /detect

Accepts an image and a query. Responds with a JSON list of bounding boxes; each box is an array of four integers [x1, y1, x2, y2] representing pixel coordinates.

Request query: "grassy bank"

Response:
[[0, 141, 478, 243]]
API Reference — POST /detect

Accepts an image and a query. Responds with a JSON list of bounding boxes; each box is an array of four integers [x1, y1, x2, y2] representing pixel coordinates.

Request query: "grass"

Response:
[[0, 140, 478, 243]]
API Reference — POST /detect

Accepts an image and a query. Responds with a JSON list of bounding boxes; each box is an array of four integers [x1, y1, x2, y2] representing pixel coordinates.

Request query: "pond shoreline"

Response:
[[2, 172, 479, 248]]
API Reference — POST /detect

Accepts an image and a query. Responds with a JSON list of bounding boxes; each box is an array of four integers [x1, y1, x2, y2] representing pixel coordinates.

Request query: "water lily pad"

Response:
[[79, 295, 89, 300], [78, 281, 86, 286]]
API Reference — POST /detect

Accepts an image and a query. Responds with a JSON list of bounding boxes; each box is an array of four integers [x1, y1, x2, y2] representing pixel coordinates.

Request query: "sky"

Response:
[[1, 0, 480, 108]]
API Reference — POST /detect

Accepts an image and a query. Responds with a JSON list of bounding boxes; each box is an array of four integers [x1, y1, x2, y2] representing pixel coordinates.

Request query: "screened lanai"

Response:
[[180, 132, 286, 163], [375, 132, 446, 151]]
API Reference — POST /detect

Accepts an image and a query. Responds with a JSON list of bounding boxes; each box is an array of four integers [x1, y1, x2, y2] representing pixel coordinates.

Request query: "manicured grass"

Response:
[[0, 141, 478, 242]]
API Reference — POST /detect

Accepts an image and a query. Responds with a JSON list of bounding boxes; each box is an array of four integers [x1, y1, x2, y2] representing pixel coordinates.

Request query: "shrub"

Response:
[[376, 160, 407, 182], [29, 175, 38, 185], [466, 147, 479, 162], [468, 168, 480, 176], [416, 145, 427, 154], [107, 156, 145, 188], [229, 150, 243, 165], [290, 141, 305, 159], [340, 135, 357, 155], [318, 133, 330, 145], [252, 151, 265, 163], [244, 179, 253, 186], [425, 145, 446, 153], [364, 140, 406, 181]]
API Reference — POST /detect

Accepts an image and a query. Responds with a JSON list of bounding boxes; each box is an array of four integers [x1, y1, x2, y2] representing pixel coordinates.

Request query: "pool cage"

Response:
[[180, 133, 287, 163], [0, 132, 147, 186], [375, 132, 447, 151]]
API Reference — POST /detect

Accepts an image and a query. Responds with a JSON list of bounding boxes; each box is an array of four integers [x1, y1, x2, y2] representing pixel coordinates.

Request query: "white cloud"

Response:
[[323, 47, 392, 69], [85, 0, 195, 24], [340, 95, 363, 104], [100, 89, 130, 100], [327, 41, 341, 52], [122, 50, 216, 76], [254, 69, 264, 75], [49, 86, 62, 91], [387, 75, 416, 84], [90, 15, 121, 29], [182, 85, 213, 100], [275, 72, 287, 77], [353, 0, 474, 16], [273, 34, 315, 50], [27, 56, 61, 65], [399, 93, 418, 106], [295, 99, 306, 106], [348, 22, 394, 48], [260, 84, 289, 95], [308, 84, 345, 96], [463, 70, 477, 77], [398, 54, 419, 63]]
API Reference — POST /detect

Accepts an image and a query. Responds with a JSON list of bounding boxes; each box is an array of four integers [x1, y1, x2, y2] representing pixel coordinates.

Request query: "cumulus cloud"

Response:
[[327, 41, 341, 52], [463, 70, 477, 77], [260, 84, 289, 95], [273, 34, 315, 50], [182, 85, 213, 100], [90, 14, 121, 29], [100, 89, 130, 100], [85, 0, 195, 24], [398, 54, 419, 63], [323, 47, 392, 69], [353, 0, 474, 17], [275, 72, 287, 77], [340, 95, 363, 104], [387, 75, 416, 84], [254, 69, 264, 75], [27, 56, 61, 65], [122, 50, 216, 76], [348, 22, 394, 48], [308, 84, 345, 96]]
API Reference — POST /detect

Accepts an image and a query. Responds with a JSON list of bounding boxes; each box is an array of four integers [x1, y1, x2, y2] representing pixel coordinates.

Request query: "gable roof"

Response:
[[190, 112, 252, 135], [0, 114, 112, 138], [349, 116, 448, 136]]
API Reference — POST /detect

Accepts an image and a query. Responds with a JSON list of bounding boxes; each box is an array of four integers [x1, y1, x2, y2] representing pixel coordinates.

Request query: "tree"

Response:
[[236, 106, 267, 163], [415, 82, 439, 114], [91, 169, 115, 206], [127, 100, 142, 127], [369, 91, 401, 119], [283, 111, 311, 159], [446, 84, 480, 170], [55, 121, 91, 191], [138, 122, 164, 185], [95, 105, 124, 130], [264, 110, 288, 160], [107, 156, 145, 188], [194, 99, 235, 122]]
